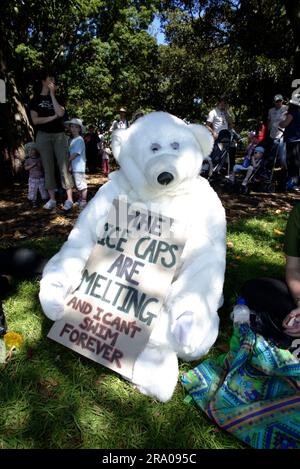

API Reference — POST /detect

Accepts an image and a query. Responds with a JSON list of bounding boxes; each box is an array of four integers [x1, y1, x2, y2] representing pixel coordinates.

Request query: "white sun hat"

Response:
[[64, 118, 85, 131]]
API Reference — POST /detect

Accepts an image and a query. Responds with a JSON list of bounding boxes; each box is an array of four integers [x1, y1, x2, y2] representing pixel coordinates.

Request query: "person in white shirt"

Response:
[[268, 94, 288, 168], [268, 94, 288, 141], [65, 118, 87, 211], [206, 97, 231, 139], [109, 107, 129, 132]]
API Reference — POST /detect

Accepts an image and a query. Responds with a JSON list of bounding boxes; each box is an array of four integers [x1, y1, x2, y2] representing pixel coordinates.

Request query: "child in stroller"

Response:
[[231, 146, 266, 194], [201, 129, 232, 179]]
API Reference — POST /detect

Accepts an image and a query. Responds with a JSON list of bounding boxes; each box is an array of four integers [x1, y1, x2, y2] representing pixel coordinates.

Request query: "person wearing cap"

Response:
[[29, 70, 74, 210], [109, 107, 129, 132], [268, 95, 288, 141], [24, 142, 49, 208], [279, 95, 300, 190], [267, 95, 288, 173], [65, 118, 87, 211], [230, 146, 265, 192]]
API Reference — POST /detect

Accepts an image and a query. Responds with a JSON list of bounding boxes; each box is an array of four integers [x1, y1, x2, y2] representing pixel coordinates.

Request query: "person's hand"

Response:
[[282, 307, 300, 337], [48, 81, 56, 95]]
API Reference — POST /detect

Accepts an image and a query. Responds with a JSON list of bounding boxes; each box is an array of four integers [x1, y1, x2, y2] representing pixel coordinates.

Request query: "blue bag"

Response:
[[242, 156, 250, 168]]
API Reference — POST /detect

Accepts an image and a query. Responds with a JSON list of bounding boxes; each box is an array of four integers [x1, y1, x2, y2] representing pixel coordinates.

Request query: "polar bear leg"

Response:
[[132, 343, 178, 403]]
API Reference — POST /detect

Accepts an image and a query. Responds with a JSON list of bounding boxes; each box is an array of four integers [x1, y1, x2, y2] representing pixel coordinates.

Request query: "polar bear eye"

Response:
[[171, 141, 180, 150], [151, 143, 161, 153]]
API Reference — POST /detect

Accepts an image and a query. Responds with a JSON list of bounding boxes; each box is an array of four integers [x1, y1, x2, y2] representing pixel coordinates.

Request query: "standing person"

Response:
[[84, 125, 100, 173], [267, 95, 288, 168], [65, 118, 87, 211], [268, 94, 288, 142], [256, 120, 267, 144], [206, 96, 231, 140], [24, 142, 48, 208], [279, 97, 300, 190], [109, 107, 129, 132], [29, 70, 74, 210], [102, 144, 111, 176]]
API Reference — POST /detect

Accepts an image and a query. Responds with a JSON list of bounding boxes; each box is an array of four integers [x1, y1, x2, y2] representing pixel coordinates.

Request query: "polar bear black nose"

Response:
[[157, 172, 174, 185]]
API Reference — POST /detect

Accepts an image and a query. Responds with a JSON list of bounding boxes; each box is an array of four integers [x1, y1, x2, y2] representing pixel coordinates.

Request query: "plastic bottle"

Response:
[[230, 296, 250, 324]]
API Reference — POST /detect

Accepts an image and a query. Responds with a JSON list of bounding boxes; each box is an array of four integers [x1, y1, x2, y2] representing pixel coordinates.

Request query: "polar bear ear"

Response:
[[111, 129, 127, 161], [188, 124, 214, 159]]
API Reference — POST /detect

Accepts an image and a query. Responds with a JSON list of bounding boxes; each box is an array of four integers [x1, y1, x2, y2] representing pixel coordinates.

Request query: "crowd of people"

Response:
[[25, 69, 134, 212], [204, 93, 300, 346], [1, 78, 299, 452], [204, 93, 300, 194], [23, 69, 300, 215]]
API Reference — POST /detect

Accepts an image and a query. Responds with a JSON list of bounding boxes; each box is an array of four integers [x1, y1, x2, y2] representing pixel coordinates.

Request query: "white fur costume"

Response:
[[39, 112, 226, 402]]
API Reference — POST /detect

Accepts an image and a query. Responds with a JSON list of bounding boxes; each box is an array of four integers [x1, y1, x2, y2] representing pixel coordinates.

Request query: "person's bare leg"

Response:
[[48, 189, 56, 200], [66, 188, 73, 202]]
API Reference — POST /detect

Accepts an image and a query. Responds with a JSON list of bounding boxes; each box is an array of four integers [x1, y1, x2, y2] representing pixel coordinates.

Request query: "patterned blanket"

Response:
[[181, 324, 300, 449]]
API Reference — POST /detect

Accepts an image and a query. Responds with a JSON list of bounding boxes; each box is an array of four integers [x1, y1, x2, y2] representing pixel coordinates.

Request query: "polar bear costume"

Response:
[[39, 112, 226, 402]]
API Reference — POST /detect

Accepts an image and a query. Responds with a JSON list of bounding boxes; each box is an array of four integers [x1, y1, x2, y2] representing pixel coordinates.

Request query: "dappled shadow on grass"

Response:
[[0, 279, 244, 449], [0, 335, 243, 449], [0, 174, 107, 247], [1, 179, 299, 449]]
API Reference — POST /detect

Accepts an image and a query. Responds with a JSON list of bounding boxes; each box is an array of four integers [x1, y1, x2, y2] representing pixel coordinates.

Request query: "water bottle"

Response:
[[230, 296, 250, 324]]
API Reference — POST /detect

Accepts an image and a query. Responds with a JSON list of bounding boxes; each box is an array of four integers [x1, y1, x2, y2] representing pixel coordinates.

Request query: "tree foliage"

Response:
[[157, 0, 296, 126], [0, 0, 299, 185]]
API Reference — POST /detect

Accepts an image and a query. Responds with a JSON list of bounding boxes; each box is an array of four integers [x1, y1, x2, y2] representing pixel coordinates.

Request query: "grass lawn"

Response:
[[0, 210, 289, 449]]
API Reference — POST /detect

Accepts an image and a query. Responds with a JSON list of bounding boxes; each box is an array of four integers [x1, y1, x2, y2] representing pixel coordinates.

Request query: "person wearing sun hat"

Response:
[[64, 118, 87, 211], [279, 92, 300, 190], [109, 106, 129, 132]]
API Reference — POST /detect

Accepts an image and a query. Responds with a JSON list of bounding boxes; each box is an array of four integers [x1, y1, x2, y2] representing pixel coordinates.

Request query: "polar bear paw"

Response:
[[39, 273, 71, 321], [132, 344, 179, 402], [171, 310, 218, 360]]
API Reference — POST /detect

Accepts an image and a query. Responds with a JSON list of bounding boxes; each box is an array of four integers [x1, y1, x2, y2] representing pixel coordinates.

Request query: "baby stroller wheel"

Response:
[[266, 183, 276, 193], [240, 185, 249, 195]]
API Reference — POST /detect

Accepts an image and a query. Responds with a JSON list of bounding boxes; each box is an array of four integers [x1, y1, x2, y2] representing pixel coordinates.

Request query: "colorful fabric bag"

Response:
[[182, 324, 300, 449]]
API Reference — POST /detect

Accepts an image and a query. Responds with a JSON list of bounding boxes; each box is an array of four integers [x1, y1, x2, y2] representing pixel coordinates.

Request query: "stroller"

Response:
[[236, 143, 280, 195], [201, 129, 232, 181]]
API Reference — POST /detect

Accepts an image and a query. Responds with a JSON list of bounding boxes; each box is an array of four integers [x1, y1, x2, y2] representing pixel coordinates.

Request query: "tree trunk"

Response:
[[0, 44, 33, 188]]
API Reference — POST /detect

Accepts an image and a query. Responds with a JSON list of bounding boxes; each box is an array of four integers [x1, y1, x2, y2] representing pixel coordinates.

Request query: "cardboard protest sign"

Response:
[[48, 198, 186, 380]]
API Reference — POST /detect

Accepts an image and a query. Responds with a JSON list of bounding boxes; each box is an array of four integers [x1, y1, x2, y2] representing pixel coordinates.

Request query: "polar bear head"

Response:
[[111, 111, 213, 197]]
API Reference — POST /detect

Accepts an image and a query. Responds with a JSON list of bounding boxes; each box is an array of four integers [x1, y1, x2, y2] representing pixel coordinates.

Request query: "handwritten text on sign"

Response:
[[48, 198, 186, 379]]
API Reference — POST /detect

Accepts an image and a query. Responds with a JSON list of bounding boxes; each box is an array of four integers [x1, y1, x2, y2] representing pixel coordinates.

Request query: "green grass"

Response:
[[0, 211, 289, 449]]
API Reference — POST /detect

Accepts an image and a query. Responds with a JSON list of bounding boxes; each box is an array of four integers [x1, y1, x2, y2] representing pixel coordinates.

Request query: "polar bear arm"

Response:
[[39, 181, 121, 320], [168, 202, 226, 359], [42, 181, 120, 285]]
